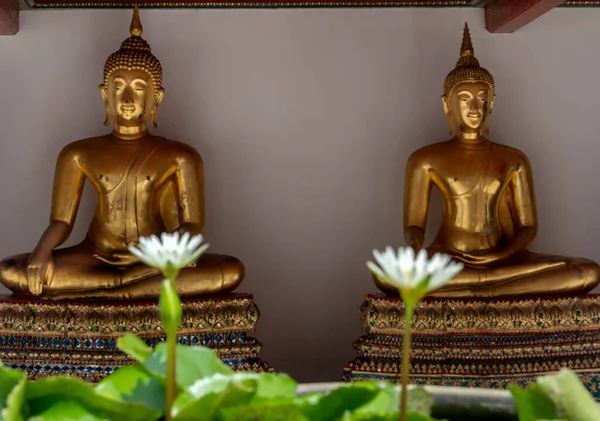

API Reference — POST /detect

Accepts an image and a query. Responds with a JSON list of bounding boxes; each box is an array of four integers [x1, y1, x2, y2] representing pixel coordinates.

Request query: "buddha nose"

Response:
[[122, 86, 134, 103], [469, 98, 479, 112]]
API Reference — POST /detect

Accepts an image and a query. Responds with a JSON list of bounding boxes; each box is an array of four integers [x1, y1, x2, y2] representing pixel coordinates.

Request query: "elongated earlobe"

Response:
[[484, 96, 495, 135], [150, 88, 164, 128], [99, 84, 111, 126], [441, 95, 454, 135], [150, 109, 158, 128], [447, 113, 455, 135]]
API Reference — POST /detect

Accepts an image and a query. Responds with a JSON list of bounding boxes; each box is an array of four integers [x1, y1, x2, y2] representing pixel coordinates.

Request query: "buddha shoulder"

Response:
[[158, 138, 203, 165], [490, 142, 532, 169], [405, 141, 453, 168], [55, 136, 202, 164], [55, 135, 114, 162]]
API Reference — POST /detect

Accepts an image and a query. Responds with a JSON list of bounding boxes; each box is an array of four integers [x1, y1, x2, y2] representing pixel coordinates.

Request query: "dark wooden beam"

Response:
[[485, 0, 564, 33], [0, 0, 18, 35]]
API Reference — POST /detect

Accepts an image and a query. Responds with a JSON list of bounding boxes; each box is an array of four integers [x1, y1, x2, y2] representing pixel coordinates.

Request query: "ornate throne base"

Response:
[[0, 293, 271, 382], [344, 294, 600, 399]]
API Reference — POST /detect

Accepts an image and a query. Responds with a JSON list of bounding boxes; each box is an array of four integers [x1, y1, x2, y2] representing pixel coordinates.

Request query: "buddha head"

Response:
[[442, 23, 495, 136], [100, 5, 164, 128]]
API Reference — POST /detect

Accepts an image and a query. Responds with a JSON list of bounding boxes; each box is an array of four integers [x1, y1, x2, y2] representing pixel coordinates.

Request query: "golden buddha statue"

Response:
[[0, 7, 244, 300], [374, 24, 600, 298]]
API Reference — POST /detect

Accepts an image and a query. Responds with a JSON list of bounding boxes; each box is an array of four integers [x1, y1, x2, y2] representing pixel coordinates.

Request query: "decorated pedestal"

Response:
[[344, 294, 600, 399], [0, 293, 270, 382]]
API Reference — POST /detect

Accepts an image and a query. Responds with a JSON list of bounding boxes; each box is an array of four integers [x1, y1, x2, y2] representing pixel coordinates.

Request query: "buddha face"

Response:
[[100, 68, 164, 128], [443, 81, 494, 135]]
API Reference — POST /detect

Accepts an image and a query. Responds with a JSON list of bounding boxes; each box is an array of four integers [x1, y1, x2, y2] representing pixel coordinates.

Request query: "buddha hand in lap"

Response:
[[0, 7, 244, 300], [374, 24, 600, 298]]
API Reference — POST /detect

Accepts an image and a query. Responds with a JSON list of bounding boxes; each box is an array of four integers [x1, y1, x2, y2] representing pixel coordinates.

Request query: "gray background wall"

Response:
[[0, 7, 599, 382]]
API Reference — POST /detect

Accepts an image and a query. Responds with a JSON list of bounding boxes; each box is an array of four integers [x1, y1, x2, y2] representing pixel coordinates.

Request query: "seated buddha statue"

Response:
[[374, 24, 600, 299], [0, 6, 244, 300]]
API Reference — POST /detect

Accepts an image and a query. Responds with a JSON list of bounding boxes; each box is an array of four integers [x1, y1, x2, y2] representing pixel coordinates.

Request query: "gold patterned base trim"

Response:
[[345, 294, 600, 400], [0, 293, 259, 336], [0, 293, 271, 381], [361, 294, 600, 335]]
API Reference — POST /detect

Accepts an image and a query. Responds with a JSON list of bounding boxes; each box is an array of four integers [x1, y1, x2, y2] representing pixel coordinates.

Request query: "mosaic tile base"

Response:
[[344, 294, 600, 400], [0, 293, 271, 381]]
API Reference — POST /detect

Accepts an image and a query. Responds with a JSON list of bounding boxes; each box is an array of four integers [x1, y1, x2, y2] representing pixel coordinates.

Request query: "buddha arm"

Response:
[[38, 146, 85, 252], [501, 156, 537, 253], [463, 155, 537, 266], [26, 146, 85, 294], [174, 150, 206, 236], [403, 154, 432, 251]]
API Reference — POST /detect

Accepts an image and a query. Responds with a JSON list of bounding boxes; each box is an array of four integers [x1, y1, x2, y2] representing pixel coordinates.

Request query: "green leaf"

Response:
[[172, 373, 257, 421], [300, 382, 383, 421], [508, 384, 559, 421], [535, 368, 600, 421], [144, 344, 232, 389], [116, 334, 153, 363], [96, 365, 165, 412], [173, 372, 295, 420], [349, 382, 398, 416], [340, 410, 442, 421], [26, 400, 108, 421], [406, 388, 435, 416], [333, 383, 433, 419], [3, 376, 26, 421], [406, 412, 445, 421], [24, 376, 161, 421], [219, 403, 309, 421], [233, 373, 296, 402], [0, 365, 25, 414]]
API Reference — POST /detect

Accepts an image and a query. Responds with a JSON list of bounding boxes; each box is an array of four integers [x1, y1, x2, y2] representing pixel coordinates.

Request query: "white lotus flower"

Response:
[[129, 232, 209, 273], [367, 246, 463, 294]]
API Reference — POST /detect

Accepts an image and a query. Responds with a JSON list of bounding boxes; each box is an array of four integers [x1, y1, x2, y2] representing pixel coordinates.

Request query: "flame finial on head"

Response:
[[460, 22, 474, 57], [102, 4, 163, 92], [443, 22, 494, 98], [130, 3, 143, 37]]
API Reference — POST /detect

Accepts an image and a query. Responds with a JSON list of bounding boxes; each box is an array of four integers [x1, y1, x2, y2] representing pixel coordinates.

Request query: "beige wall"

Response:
[[1, 7, 599, 382]]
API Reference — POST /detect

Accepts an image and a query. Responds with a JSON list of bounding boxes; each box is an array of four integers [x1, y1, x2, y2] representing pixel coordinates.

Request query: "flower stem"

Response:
[[165, 330, 177, 421], [400, 304, 414, 421], [161, 277, 181, 421]]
